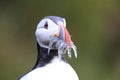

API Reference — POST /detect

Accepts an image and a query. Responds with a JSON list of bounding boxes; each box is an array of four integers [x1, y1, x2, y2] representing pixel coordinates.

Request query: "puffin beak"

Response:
[[54, 25, 72, 47], [62, 26, 72, 47]]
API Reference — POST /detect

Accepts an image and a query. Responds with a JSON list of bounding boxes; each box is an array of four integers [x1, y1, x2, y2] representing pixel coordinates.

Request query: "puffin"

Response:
[[19, 16, 79, 80]]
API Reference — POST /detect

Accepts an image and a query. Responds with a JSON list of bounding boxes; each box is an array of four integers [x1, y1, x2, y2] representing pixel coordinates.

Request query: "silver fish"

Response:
[[48, 36, 77, 58]]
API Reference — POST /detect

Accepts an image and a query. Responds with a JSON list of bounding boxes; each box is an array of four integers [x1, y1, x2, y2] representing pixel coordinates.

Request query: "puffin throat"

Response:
[[33, 43, 66, 69]]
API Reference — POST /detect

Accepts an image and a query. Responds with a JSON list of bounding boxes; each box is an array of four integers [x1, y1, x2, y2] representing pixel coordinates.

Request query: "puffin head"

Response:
[[35, 16, 77, 58]]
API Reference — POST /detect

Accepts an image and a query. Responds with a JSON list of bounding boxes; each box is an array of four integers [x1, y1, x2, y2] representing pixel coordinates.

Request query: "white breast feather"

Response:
[[20, 57, 79, 80]]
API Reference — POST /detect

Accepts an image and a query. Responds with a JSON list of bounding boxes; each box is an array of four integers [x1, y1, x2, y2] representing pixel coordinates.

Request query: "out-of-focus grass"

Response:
[[0, 0, 120, 80]]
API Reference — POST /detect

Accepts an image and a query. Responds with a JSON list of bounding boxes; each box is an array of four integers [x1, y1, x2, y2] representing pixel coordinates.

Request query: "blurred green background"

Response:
[[0, 0, 120, 80]]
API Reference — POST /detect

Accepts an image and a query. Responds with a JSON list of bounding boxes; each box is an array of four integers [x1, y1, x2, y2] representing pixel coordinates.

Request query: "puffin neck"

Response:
[[32, 43, 66, 69]]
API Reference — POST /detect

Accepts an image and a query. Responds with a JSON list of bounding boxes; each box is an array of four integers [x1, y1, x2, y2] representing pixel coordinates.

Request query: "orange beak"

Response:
[[63, 27, 72, 47], [56, 25, 72, 47]]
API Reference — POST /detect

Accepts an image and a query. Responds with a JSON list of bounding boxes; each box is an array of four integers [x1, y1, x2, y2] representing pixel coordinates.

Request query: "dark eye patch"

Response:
[[44, 21, 48, 29]]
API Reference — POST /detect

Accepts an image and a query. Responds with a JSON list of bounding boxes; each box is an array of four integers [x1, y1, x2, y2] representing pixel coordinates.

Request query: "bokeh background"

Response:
[[0, 0, 120, 80]]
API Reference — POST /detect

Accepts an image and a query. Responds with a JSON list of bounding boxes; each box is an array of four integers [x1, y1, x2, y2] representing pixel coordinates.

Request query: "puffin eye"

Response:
[[44, 21, 48, 29]]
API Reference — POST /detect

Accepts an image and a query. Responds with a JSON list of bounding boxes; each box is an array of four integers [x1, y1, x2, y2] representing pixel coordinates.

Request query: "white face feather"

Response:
[[35, 19, 59, 48]]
